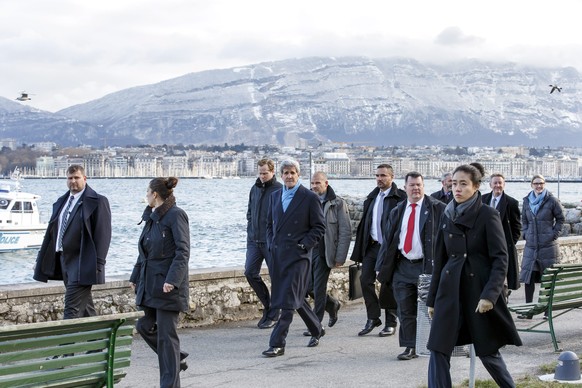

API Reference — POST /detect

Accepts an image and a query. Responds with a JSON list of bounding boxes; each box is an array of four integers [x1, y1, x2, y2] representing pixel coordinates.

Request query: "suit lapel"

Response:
[[497, 193, 507, 220], [276, 185, 306, 231]]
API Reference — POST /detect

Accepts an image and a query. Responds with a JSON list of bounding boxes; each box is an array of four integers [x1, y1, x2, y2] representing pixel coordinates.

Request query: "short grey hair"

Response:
[[441, 172, 452, 181], [280, 159, 301, 175]]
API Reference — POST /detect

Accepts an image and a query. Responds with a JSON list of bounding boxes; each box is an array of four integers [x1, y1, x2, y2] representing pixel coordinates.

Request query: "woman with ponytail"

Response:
[[130, 177, 190, 388]]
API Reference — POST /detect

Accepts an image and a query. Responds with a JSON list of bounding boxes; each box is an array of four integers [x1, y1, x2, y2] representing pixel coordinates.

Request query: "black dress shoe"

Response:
[[303, 327, 326, 337], [257, 309, 269, 327], [397, 347, 418, 360], [307, 337, 319, 347], [328, 302, 341, 327], [262, 347, 285, 357], [358, 318, 382, 336], [258, 319, 276, 329], [378, 326, 396, 337], [517, 314, 532, 320], [180, 360, 188, 371]]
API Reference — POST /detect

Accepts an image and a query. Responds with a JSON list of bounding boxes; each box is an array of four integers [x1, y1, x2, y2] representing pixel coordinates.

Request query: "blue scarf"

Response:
[[528, 189, 546, 215], [281, 183, 300, 212]]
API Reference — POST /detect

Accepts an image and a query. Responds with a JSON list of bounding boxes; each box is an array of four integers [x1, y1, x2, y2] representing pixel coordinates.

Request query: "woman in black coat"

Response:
[[130, 177, 190, 388], [520, 174, 564, 305], [426, 165, 522, 388]]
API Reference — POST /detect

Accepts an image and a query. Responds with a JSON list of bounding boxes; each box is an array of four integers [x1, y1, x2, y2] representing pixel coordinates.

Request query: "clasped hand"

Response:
[[475, 299, 493, 313]]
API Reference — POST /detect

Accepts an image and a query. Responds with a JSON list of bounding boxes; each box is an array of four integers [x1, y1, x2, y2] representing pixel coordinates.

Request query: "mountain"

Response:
[[5, 57, 582, 147], [0, 97, 99, 146]]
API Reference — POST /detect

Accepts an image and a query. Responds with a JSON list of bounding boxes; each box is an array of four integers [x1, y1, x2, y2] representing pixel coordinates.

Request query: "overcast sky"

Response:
[[2, 0, 581, 112]]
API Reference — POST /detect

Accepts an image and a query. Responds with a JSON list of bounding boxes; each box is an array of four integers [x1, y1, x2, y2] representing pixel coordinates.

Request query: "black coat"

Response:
[[430, 189, 453, 204], [481, 191, 522, 290], [246, 176, 282, 243], [350, 183, 406, 262], [266, 184, 325, 309], [426, 193, 522, 357], [34, 185, 112, 285], [130, 204, 190, 312], [376, 195, 445, 282]]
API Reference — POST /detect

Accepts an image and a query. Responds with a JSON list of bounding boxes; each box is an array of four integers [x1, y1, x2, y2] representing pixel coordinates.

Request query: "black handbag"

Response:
[[348, 263, 363, 300]]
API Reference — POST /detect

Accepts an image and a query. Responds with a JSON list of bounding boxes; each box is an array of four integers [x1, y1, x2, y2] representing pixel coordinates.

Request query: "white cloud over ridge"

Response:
[[1, 0, 581, 112]]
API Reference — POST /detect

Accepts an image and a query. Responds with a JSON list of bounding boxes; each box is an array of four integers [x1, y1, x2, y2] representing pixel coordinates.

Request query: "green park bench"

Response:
[[0, 311, 143, 388], [508, 263, 582, 352]]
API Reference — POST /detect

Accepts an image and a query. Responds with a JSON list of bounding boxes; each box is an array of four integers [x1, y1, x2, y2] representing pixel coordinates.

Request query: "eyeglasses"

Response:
[[532, 182, 545, 186]]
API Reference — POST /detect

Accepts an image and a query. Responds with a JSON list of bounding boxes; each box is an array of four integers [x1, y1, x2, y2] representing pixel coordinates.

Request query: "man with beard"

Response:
[[304, 171, 351, 331], [350, 164, 405, 337], [430, 172, 453, 204]]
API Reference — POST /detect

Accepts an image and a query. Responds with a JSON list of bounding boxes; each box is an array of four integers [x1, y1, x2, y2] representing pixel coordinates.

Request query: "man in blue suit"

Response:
[[262, 160, 326, 357], [34, 164, 112, 319]]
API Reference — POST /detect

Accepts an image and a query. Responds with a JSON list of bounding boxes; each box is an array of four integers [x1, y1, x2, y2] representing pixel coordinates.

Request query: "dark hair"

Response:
[[149, 177, 179, 200], [377, 164, 394, 175], [453, 164, 482, 187], [404, 171, 423, 183], [469, 162, 486, 178], [67, 164, 85, 175]]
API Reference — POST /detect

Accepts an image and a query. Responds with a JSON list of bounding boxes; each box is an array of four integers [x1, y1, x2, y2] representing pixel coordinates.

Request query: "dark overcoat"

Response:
[[34, 185, 111, 285], [376, 195, 445, 282], [350, 183, 405, 262], [246, 175, 282, 243], [482, 191, 522, 290], [130, 204, 190, 312], [520, 191, 564, 284], [266, 184, 325, 309], [430, 189, 453, 204], [426, 193, 522, 357]]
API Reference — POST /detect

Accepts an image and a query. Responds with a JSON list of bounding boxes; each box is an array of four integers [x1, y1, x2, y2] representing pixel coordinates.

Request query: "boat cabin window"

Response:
[[0, 199, 8, 209], [10, 201, 34, 213]]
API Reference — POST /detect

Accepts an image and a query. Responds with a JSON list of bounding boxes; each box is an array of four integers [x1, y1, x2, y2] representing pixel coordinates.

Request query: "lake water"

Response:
[[1, 177, 581, 285]]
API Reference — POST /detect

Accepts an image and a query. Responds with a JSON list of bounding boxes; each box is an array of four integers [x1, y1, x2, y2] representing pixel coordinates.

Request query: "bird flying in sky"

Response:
[[549, 84, 562, 94]]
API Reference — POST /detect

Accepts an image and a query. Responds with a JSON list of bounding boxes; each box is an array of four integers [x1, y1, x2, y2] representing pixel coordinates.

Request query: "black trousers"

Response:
[[428, 350, 515, 388], [136, 306, 187, 388], [245, 241, 279, 321], [269, 299, 322, 348], [307, 249, 338, 322], [360, 241, 397, 326], [392, 258, 423, 348], [63, 284, 96, 319]]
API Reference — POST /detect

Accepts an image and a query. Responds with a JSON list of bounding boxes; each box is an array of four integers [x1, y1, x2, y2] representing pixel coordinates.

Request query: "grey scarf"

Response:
[[444, 191, 479, 222]]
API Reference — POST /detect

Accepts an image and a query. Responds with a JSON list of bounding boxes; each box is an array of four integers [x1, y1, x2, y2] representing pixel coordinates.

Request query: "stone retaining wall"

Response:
[[1, 236, 581, 327]]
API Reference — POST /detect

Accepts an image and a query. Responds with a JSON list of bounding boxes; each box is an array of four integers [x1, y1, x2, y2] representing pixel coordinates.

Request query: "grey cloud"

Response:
[[435, 27, 484, 46]]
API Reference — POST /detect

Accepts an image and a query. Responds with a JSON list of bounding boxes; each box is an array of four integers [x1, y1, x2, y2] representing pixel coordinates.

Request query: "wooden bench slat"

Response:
[[0, 326, 135, 354], [507, 264, 582, 352], [0, 312, 143, 388]]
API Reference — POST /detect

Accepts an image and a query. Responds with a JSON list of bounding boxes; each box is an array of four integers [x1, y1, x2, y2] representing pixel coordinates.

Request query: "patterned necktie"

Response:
[[404, 203, 417, 254], [58, 196, 75, 251], [490, 196, 497, 208], [375, 191, 385, 241]]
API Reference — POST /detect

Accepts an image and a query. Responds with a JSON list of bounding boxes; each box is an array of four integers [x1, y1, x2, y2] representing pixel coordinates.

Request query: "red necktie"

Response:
[[404, 203, 416, 254]]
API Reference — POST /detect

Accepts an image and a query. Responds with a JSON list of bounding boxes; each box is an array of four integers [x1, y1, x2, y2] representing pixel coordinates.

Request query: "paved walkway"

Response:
[[119, 287, 582, 388]]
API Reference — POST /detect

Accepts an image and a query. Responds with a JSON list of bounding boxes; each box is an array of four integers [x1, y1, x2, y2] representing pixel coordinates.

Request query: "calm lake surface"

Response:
[[1, 177, 581, 285]]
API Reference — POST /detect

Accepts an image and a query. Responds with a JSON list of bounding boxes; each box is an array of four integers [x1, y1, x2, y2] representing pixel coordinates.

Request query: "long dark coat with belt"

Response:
[[350, 182, 406, 262], [482, 191, 522, 290], [519, 191, 564, 284], [266, 184, 325, 310], [426, 192, 522, 357], [130, 200, 190, 312], [34, 185, 111, 285], [376, 195, 445, 282]]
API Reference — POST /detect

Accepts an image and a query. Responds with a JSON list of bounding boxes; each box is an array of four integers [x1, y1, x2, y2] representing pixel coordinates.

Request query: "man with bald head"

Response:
[[304, 171, 351, 331]]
